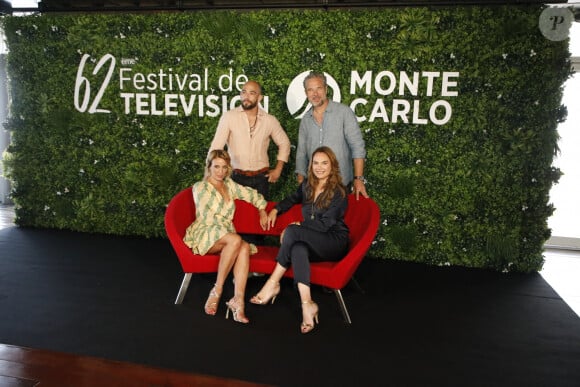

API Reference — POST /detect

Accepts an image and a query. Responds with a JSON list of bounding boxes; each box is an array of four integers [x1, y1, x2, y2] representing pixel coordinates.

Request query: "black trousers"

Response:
[[276, 224, 349, 287], [232, 172, 269, 199], [232, 172, 269, 245]]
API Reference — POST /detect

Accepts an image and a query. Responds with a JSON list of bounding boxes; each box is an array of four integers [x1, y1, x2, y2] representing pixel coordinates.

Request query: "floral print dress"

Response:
[[183, 177, 267, 255]]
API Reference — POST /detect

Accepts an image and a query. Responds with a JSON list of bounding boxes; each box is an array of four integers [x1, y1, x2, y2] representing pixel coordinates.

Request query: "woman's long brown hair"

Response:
[[306, 146, 347, 208]]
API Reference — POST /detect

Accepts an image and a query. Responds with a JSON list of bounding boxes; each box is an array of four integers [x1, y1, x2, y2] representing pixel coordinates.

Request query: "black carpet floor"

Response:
[[1, 226, 579, 387]]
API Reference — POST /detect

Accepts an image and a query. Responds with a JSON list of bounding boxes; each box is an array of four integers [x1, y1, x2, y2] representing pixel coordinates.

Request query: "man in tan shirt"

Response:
[[209, 80, 291, 201], [209, 81, 290, 254], [209, 81, 290, 253]]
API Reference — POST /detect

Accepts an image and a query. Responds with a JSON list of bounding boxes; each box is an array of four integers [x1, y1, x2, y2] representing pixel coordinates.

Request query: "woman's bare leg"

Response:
[[225, 241, 251, 323], [297, 282, 312, 304], [250, 263, 286, 305], [208, 233, 243, 293], [298, 282, 318, 334], [204, 233, 243, 315], [232, 241, 251, 299]]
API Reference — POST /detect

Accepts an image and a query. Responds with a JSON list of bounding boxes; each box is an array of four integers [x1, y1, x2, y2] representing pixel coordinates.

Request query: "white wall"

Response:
[[0, 54, 10, 204], [548, 23, 580, 240]]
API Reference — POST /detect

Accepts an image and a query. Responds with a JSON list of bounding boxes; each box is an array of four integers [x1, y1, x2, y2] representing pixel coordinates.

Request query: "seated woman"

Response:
[[183, 149, 268, 324], [250, 146, 349, 333]]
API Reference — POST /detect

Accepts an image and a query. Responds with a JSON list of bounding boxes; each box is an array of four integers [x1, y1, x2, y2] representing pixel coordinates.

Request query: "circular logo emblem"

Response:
[[539, 7, 573, 42], [286, 71, 341, 119]]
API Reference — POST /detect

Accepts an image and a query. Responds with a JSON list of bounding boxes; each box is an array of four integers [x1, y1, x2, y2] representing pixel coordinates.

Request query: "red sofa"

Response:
[[164, 187, 380, 323]]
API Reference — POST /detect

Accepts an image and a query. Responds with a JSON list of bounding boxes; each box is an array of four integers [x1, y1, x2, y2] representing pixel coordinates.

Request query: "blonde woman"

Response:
[[184, 149, 269, 323]]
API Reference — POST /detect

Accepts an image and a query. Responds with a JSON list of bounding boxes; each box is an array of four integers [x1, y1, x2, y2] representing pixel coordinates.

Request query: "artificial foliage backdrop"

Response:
[[1, 6, 571, 272]]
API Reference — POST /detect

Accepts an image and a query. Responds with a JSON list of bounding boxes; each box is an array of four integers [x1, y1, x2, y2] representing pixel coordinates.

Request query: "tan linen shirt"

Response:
[[209, 106, 291, 171]]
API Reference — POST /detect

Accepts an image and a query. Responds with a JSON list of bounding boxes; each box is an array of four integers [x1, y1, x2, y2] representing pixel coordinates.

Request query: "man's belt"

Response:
[[233, 167, 269, 177]]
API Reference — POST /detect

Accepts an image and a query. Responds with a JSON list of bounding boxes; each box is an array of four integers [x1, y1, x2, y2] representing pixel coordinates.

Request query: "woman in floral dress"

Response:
[[184, 149, 269, 323]]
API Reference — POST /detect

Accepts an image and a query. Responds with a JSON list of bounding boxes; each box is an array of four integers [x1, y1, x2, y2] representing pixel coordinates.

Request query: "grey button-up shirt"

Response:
[[295, 100, 366, 185]]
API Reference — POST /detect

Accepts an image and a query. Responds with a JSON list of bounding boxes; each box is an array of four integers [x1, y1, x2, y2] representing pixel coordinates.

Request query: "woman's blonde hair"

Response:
[[205, 149, 232, 178], [306, 146, 346, 208]]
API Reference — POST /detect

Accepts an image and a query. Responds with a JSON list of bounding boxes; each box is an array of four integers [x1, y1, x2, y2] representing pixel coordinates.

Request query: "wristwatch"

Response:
[[354, 175, 367, 184]]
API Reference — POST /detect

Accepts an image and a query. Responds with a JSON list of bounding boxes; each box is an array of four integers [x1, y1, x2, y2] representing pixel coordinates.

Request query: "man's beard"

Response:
[[310, 97, 326, 108], [241, 100, 258, 110]]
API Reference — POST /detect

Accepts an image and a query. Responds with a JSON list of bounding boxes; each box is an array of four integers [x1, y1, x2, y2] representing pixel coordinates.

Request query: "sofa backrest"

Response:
[[167, 188, 380, 249], [166, 188, 195, 238], [344, 195, 379, 247]]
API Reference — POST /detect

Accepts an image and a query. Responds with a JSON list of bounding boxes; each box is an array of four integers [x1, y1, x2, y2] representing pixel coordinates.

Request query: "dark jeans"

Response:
[[232, 171, 269, 245]]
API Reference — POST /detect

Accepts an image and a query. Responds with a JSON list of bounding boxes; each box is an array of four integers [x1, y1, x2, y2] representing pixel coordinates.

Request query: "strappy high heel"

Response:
[[225, 297, 249, 324], [300, 300, 319, 334], [204, 285, 221, 316], [250, 279, 280, 305]]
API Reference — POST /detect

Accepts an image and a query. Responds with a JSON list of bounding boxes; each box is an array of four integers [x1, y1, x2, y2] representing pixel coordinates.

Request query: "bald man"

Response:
[[209, 80, 291, 249]]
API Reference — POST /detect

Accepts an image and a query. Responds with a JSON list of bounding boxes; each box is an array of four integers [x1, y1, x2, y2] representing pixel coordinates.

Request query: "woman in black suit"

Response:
[[250, 146, 349, 334]]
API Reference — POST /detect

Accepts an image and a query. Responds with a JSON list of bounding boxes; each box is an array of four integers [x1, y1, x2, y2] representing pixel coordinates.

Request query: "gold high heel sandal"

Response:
[[225, 297, 249, 324], [204, 285, 220, 316], [300, 300, 319, 334], [250, 279, 280, 305]]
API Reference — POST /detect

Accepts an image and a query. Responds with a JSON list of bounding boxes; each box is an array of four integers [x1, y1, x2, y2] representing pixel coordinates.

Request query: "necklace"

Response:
[[310, 183, 326, 220], [249, 115, 258, 137], [310, 195, 318, 220]]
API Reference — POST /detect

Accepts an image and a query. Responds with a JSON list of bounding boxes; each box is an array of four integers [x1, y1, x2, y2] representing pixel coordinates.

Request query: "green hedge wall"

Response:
[[1, 6, 571, 272]]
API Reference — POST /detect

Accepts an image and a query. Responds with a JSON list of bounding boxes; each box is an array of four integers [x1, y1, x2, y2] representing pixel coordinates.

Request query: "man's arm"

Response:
[[208, 114, 230, 154], [341, 105, 368, 199], [353, 157, 365, 178], [352, 158, 369, 199], [295, 120, 309, 183], [343, 107, 366, 161], [270, 119, 291, 165], [268, 160, 285, 183]]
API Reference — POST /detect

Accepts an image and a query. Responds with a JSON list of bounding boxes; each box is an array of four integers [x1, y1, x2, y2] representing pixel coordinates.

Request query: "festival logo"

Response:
[[286, 71, 341, 119], [74, 53, 254, 117]]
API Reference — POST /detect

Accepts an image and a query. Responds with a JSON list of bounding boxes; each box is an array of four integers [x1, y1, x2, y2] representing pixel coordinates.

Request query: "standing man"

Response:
[[296, 71, 369, 199], [210, 80, 290, 198], [209, 80, 291, 246]]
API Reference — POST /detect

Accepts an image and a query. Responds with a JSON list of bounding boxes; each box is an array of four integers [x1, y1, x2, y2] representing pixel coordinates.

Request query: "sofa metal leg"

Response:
[[174, 273, 192, 304], [334, 289, 352, 324]]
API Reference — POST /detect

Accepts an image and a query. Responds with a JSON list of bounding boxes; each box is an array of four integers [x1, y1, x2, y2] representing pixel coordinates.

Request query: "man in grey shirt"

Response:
[[295, 71, 369, 199]]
